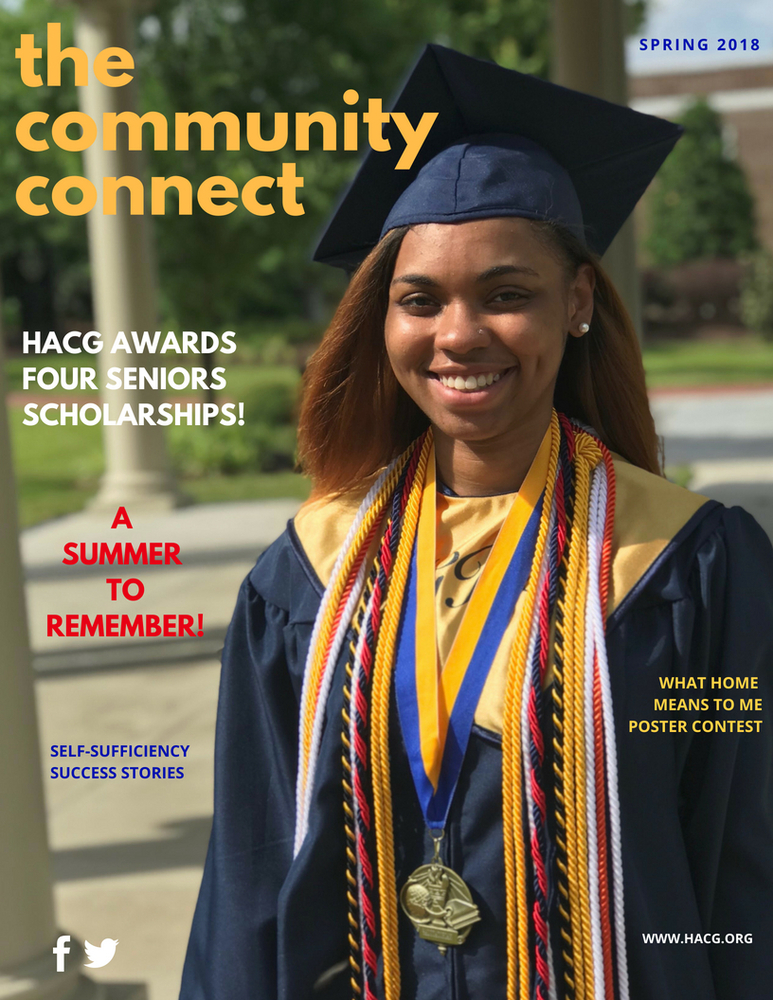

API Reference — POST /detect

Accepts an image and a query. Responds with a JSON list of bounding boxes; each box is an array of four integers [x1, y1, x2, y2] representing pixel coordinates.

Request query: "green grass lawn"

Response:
[[9, 408, 310, 529], [9, 358, 308, 527], [10, 414, 103, 528], [183, 471, 310, 505], [643, 335, 773, 389], [6, 355, 302, 398], [9, 335, 773, 528]]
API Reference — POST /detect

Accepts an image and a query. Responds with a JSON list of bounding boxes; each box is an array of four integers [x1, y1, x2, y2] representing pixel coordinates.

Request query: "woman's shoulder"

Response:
[[244, 514, 331, 621], [292, 481, 375, 590], [279, 458, 772, 618], [609, 456, 711, 613], [609, 455, 773, 617], [243, 477, 374, 610]]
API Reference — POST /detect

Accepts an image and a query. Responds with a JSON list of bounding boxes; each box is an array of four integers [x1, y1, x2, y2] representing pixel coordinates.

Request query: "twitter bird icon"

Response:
[[83, 939, 119, 969]]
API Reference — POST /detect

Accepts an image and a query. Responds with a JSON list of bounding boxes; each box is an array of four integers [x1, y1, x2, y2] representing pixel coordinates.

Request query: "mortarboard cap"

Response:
[[314, 44, 683, 270]]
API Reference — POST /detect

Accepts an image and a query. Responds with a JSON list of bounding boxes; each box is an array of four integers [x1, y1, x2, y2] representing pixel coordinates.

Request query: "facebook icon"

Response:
[[53, 935, 71, 972]]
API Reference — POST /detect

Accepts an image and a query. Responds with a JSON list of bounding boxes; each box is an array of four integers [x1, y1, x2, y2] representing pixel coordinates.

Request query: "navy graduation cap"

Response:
[[314, 43, 683, 270]]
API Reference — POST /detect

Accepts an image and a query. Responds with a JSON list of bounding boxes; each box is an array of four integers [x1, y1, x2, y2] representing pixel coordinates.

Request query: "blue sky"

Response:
[[627, 0, 773, 72]]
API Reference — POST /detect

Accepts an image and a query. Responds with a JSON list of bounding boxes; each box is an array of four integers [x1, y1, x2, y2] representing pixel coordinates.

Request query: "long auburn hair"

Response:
[[297, 221, 661, 495]]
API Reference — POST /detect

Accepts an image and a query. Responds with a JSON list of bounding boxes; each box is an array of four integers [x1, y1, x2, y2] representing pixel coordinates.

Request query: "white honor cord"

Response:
[[548, 935, 559, 1000], [587, 464, 630, 1000], [294, 458, 397, 856], [301, 551, 370, 830]]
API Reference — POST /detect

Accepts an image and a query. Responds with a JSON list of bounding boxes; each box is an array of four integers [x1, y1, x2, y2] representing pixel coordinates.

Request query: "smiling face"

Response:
[[384, 217, 594, 490]]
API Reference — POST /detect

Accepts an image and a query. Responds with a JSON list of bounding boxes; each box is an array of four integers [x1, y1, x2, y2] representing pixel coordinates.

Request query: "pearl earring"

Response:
[[579, 322, 590, 334]]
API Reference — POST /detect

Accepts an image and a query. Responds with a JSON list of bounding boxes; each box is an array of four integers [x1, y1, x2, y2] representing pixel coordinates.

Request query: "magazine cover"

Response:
[[2, 2, 772, 999]]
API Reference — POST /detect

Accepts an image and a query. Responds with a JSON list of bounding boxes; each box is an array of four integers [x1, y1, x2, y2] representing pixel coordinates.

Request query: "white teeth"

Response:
[[437, 371, 504, 391]]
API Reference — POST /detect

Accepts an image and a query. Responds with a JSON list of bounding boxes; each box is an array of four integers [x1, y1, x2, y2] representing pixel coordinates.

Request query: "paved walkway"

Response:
[[28, 500, 300, 1000], [25, 388, 773, 1000], [24, 499, 301, 673], [651, 386, 773, 538]]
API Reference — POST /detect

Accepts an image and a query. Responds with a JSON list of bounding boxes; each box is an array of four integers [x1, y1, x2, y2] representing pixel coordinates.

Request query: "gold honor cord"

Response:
[[562, 452, 587, 1000], [565, 434, 603, 1000], [300, 462, 403, 790], [501, 420, 605, 1000], [371, 434, 432, 1000], [573, 434, 605, 999], [552, 432, 604, 1000], [502, 411, 561, 1000], [341, 416, 608, 1000]]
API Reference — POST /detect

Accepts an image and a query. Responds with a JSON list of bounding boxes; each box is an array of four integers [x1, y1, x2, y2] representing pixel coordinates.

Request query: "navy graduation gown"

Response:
[[180, 500, 773, 1000]]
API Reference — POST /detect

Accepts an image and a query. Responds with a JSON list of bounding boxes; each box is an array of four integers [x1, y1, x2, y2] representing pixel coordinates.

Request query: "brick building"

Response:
[[629, 59, 773, 250]]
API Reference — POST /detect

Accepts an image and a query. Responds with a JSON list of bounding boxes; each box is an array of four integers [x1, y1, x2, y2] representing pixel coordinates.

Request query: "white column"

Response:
[[0, 293, 98, 1000], [553, 0, 643, 337], [74, 0, 181, 511]]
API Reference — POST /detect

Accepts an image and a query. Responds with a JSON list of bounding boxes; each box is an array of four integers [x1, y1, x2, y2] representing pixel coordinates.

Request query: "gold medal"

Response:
[[399, 833, 481, 954]]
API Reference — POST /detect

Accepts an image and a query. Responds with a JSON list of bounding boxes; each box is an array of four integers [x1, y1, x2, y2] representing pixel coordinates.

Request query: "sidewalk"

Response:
[[651, 387, 773, 538], [25, 386, 773, 1000], [28, 499, 301, 1000], [24, 499, 301, 673]]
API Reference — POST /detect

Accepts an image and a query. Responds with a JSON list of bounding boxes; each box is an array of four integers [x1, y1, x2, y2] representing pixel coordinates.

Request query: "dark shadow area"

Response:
[[52, 816, 212, 882], [33, 630, 228, 677]]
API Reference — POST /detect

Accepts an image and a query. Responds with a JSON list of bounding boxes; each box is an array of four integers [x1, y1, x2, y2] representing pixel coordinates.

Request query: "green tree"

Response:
[[0, 0, 90, 331], [646, 98, 757, 267], [135, 0, 552, 332], [2, 0, 647, 334]]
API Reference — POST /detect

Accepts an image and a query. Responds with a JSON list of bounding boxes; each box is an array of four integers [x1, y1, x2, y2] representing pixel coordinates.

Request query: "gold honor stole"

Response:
[[394, 429, 552, 830]]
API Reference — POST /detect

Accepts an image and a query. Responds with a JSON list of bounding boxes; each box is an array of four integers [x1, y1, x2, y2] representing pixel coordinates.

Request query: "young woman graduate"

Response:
[[179, 44, 773, 1000]]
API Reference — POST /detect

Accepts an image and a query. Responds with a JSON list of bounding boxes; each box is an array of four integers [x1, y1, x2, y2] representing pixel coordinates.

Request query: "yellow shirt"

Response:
[[434, 490, 516, 667]]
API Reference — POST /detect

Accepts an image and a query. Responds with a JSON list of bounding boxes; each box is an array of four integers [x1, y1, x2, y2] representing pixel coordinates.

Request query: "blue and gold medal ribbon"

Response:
[[395, 430, 552, 829]]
